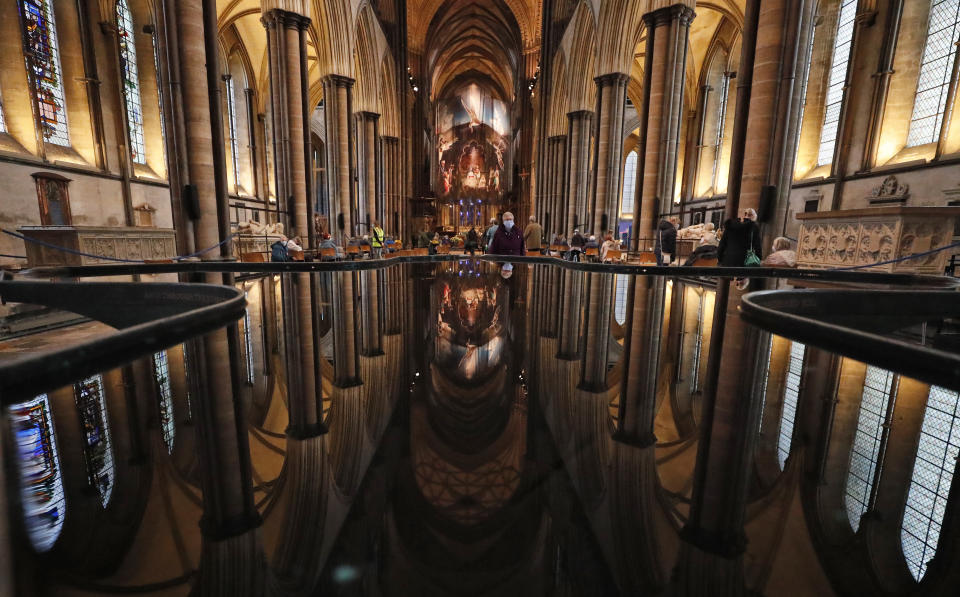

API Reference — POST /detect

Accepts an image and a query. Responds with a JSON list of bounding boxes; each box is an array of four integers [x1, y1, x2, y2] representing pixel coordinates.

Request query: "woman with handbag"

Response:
[[717, 208, 762, 289]]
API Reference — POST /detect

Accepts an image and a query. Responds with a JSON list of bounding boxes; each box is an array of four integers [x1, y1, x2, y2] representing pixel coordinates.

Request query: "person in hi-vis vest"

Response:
[[372, 221, 385, 259]]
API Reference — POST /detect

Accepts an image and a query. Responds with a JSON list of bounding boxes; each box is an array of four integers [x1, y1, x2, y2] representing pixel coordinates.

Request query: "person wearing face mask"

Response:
[[489, 211, 526, 256]]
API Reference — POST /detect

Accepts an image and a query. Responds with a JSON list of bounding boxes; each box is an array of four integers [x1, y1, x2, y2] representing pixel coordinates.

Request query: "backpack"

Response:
[[271, 241, 291, 262]]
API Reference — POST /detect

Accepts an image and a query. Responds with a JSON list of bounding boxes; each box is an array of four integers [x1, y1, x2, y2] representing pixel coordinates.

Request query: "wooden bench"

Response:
[[585, 247, 599, 261], [346, 245, 361, 257], [637, 250, 657, 264], [525, 250, 541, 256], [603, 249, 623, 263], [239, 252, 266, 263], [319, 248, 338, 260]]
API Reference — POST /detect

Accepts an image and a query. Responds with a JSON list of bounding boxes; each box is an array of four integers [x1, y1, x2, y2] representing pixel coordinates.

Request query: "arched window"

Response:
[[776, 342, 806, 469], [10, 394, 66, 552], [620, 151, 637, 216], [845, 366, 897, 531], [242, 296, 255, 385], [907, 1, 960, 147], [74, 374, 114, 507], [225, 75, 240, 191], [901, 385, 960, 580], [0, 86, 7, 132], [19, 0, 70, 146], [695, 49, 731, 196], [614, 274, 628, 325], [152, 351, 175, 453], [817, 0, 858, 166], [116, 0, 145, 164]]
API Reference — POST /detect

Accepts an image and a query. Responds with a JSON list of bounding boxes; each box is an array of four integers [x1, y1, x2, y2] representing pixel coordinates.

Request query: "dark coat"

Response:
[[717, 218, 762, 266], [570, 233, 585, 248], [489, 224, 526, 256], [655, 219, 677, 254], [465, 228, 479, 248]]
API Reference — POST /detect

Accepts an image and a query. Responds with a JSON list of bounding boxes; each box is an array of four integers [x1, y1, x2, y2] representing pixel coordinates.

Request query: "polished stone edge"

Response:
[[200, 512, 264, 541], [285, 423, 328, 439]]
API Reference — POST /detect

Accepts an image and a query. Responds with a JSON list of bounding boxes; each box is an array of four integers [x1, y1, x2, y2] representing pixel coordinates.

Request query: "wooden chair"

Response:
[[692, 257, 718, 267], [637, 250, 657, 264], [603, 249, 622, 263], [346, 245, 361, 257], [585, 247, 599, 261], [437, 245, 451, 254], [525, 250, 541, 256], [319, 248, 338, 260], [239, 252, 266, 263], [360, 244, 372, 254], [290, 249, 305, 262]]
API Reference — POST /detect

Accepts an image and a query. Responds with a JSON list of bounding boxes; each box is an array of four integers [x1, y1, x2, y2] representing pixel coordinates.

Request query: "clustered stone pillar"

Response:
[[263, 8, 323, 437], [331, 270, 362, 387], [173, 0, 262, 592], [381, 135, 402, 239], [676, 1, 813, 593], [356, 111, 381, 232], [618, 4, 694, 444], [565, 110, 594, 234], [590, 73, 629, 236], [322, 75, 357, 241], [542, 135, 567, 239]]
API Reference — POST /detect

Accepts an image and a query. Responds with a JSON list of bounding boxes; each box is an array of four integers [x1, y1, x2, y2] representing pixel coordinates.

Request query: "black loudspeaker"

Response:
[[183, 184, 200, 220], [758, 185, 776, 222], [337, 213, 345, 231], [600, 213, 608, 234]]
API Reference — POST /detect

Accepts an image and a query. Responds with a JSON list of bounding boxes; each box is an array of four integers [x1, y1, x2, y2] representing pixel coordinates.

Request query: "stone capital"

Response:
[[356, 110, 381, 121], [647, 3, 694, 28], [261, 8, 311, 30], [594, 72, 629, 87], [567, 109, 594, 121], [323, 74, 356, 89]]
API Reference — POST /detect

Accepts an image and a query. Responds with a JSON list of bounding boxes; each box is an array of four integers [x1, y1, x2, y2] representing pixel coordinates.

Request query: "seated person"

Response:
[[600, 235, 619, 262], [584, 235, 600, 260], [762, 236, 797, 267], [318, 233, 342, 260], [683, 223, 720, 265]]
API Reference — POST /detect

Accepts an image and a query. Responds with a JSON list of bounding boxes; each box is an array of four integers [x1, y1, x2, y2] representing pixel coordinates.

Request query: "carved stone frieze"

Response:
[[795, 207, 960, 273], [867, 175, 909, 205], [19, 226, 176, 266]]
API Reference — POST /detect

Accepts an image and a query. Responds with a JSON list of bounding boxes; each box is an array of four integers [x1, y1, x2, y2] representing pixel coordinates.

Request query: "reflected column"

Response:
[[331, 270, 362, 387], [578, 272, 615, 391]]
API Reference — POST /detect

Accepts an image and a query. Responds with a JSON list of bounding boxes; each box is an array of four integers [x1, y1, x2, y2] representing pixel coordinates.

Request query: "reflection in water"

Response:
[[2, 260, 959, 596]]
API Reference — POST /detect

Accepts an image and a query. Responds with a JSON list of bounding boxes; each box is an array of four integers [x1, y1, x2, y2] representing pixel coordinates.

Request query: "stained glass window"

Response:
[[620, 151, 637, 216], [614, 274, 628, 325], [74, 374, 114, 507], [710, 73, 731, 189], [902, 385, 960, 580], [817, 0, 858, 166], [181, 344, 193, 422], [796, 19, 817, 153], [845, 365, 897, 532], [150, 29, 167, 156], [152, 351, 175, 453], [776, 342, 806, 469], [0, 86, 7, 132], [226, 76, 241, 190], [907, 0, 960, 147], [116, 0, 145, 164], [19, 0, 70, 146], [9, 394, 66, 552], [689, 293, 705, 393]]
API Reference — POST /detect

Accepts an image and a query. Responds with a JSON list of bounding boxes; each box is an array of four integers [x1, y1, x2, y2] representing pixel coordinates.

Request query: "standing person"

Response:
[[523, 216, 543, 254], [717, 208, 762, 266], [464, 227, 479, 255], [569, 229, 585, 261], [484, 218, 499, 252], [371, 220, 385, 258], [654, 217, 678, 266], [489, 211, 526, 256]]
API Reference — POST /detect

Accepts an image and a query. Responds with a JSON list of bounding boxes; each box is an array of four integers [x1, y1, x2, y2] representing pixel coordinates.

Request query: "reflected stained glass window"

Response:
[[817, 0, 858, 166], [116, 0, 145, 164], [845, 365, 897, 531], [226, 76, 240, 189], [181, 344, 193, 422], [10, 394, 66, 552], [19, 0, 70, 146], [758, 338, 774, 435], [152, 351, 175, 453], [776, 342, 806, 469], [907, 0, 960, 147], [614, 274, 628, 325], [74, 374, 114, 507], [0, 86, 6, 132], [620, 151, 637, 216], [902, 385, 960, 580], [242, 297, 255, 384], [690, 291, 706, 393]]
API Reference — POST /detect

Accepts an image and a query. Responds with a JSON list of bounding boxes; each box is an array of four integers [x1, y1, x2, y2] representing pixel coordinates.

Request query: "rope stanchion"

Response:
[[2, 228, 237, 264], [828, 240, 960, 271]]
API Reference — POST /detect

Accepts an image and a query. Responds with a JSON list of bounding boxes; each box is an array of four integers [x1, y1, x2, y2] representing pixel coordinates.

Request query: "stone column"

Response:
[[546, 135, 567, 238], [565, 111, 594, 234], [676, 1, 812, 593], [331, 270, 362, 387], [263, 9, 322, 436], [578, 272, 615, 391], [356, 112, 381, 232], [175, 0, 263, 592], [322, 75, 356, 241], [381, 136, 400, 236], [590, 73, 629, 236]]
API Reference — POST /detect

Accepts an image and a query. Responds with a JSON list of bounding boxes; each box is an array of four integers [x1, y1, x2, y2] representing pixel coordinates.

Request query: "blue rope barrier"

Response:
[[828, 240, 960, 271], [0, 254, 27, 259], [2, 228, 237, 264]]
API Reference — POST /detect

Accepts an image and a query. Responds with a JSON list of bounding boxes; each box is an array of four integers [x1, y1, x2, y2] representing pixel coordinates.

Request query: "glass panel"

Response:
[[777, 342, 806, 469], [902, 385, 960, 580], [614, 274, 628, 325], [74, 374, 115, 507], [19, 0, 70, 146], [844, 365, 896, 531], [243, 299, 255, 385], [226, 76, 240, 189], [710, 74, 730, 189], [907, 0, 960, 147], [817, 0, 858, 166], [152, 351, 175, 453], [9, 394, 66, 552], [0, 86, 6, 132], [116, 0, 145, 164], [620, 151, 637, 216]]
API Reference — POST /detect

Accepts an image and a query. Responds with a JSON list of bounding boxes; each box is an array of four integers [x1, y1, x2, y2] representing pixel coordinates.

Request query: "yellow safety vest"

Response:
[[372, 227, 384, 248]]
